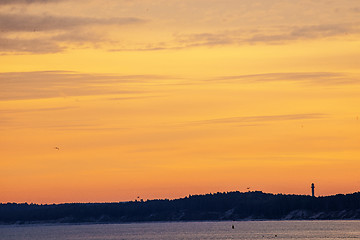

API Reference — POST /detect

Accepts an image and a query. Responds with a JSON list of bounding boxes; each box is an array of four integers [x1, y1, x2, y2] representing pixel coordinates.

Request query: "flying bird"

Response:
[[54, 147, 60, 150]]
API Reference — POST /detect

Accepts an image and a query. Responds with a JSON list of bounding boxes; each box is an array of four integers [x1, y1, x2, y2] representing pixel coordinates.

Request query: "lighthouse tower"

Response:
[[311, 183, 315, 197]]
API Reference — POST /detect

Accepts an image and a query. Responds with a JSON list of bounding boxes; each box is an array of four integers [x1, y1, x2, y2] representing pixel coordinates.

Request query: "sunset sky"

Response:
[[1, 0, 360, 204]]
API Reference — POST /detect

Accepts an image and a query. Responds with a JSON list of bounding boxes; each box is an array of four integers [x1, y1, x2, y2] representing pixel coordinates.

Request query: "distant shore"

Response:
[[1, 191, 360, 224]]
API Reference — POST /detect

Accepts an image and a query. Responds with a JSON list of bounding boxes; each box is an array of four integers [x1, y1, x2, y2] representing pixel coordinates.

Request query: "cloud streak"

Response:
[[175, 22, 360, 48], [249, 23, 360, 43], [119, 22, 360, 52], [0, 106, 76, 114], [188, 113, 327, 126], [0, 71, 168, 100], [0, 37, 63, 53], [0, 13, 145, 32], [0, 13, 146, 53], [0, 0, 66, 4], [1, 1, 360, 53], [2, 71, 357, 101], [209, 72, 360, 86]]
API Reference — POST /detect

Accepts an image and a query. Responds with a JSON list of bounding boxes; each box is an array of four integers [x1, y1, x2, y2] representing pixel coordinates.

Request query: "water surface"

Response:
[[1, 220, 360, 240]]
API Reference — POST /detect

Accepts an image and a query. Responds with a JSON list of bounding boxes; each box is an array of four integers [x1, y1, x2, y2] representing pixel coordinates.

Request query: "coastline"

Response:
[[1, 191, 360, 225]]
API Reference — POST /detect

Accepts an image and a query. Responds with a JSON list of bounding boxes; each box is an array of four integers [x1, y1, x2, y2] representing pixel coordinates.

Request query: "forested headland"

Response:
[[1, 191, 360, 224]]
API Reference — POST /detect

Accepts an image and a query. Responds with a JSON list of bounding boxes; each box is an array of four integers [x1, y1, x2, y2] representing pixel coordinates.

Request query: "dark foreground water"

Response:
[[0, 220, 360, 240]]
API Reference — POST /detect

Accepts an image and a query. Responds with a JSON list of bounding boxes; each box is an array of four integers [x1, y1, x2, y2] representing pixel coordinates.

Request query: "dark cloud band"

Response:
[[0, 13, 146, 53], [0, 13, 146, 32]]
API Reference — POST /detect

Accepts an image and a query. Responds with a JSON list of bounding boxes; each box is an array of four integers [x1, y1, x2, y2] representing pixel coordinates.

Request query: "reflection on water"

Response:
[[0, 220, 360, 240]]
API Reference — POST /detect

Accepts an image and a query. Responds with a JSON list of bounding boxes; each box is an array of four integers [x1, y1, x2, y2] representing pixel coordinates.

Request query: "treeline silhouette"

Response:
[[1, 191, 360, 224]]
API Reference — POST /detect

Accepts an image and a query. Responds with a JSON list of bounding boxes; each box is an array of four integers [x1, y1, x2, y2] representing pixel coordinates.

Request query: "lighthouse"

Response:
[[311, 183, 315, 197]]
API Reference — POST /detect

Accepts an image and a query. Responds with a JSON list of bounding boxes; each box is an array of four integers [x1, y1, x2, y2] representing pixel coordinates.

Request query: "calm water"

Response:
[[0, 221, 360, 240]]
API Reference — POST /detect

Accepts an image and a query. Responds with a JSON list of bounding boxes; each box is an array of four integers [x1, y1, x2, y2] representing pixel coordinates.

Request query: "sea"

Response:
[[0, 220, 360, 240]]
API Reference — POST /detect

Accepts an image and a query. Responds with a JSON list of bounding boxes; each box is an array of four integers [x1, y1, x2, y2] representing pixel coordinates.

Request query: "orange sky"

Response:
[[1, 0, 360, 204]]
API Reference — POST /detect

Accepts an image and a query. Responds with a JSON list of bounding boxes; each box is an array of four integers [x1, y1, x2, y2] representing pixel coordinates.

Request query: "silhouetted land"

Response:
[[1, 191, 360, 224]]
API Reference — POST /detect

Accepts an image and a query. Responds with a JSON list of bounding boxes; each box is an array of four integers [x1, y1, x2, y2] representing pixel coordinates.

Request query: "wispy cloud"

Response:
[[351, 7, 360, 13], [0, 37, 63, 53], [2, 1, 359, 53], [0, 13, 145, 32], [0, 0, 66, 4], [2, 71, 356, 101], [118, 22, 360, 52], [249, 23, 360, 43], [0, 71, 168, 100], [209, 72, 360, 86], [48, 126, 129, 132], [173, 22, 360, 49], [0, 106, 76, 114], [0, 13, 146, 53], [107, 95, 164, 101], [188, 113, 327, 126]]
